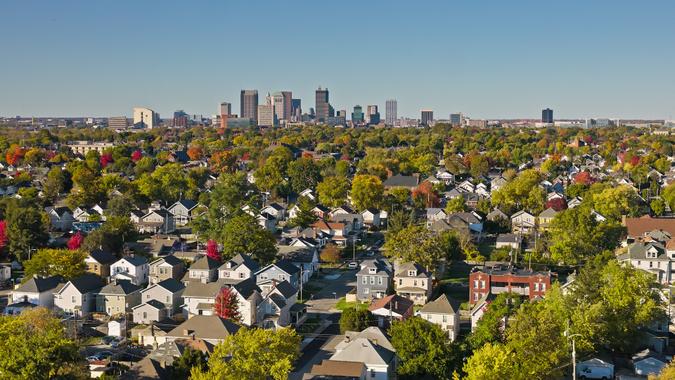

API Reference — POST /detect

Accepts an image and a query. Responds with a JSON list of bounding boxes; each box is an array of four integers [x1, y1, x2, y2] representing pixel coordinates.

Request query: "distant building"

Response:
[[385, 99, 397, 126], [172, 110, 188, 127], [219, 102, 232, 116], [352, 105, 364, 124], [133, 107, 158, 129], [366, 105, 380, 125], [108, 116, 128, 129], [542, 108, 553, 123], [258, 95, 276, 127], [291, 99, 302, 121], [450, 113, 463, 126], [240, 90, 259, 123], [67, 141, 115, 155], [315, 87, 330, 122], [467, 119, 487, 128], [421, 109, 433, 126], [271, 91, 292, 124]]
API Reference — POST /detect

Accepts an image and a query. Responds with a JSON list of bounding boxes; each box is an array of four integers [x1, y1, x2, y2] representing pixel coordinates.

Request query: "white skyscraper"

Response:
[[385, 99, 397, 126], [133, 107, 158, 129]]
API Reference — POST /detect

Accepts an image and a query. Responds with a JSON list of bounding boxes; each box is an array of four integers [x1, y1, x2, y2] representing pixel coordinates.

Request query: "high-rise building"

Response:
[[219, 102, 232, 116], [291, 99, 302, 120], [173, 110, 189, 127], [450, 113, 463, 126], [257, 94, 276, 127], [133, 107, 158, 129], [366, 105, 380, 125], [281, 91, 292, 122], [108, 116, 128, 129], [315, 87, 330, 122], [271, 91, 292, 123], [352, 105, 364, 124], [385, 99, 397, 126], [542, 108, 553, 123], [240, 90, 259, 123], [421, 109, 434, 126]]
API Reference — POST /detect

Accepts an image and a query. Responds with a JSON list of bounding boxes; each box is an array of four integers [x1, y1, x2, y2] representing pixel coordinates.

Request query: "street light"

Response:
[[564, 329, 582, 380]]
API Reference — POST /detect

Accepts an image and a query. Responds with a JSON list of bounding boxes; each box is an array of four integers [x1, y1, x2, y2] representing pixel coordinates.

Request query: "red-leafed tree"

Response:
[[5, 145, 25, 166], [100, 153, 114, 168], [67, 232, 84, 250], [412, 181, 440, 208], [545, 197, 568, 212], [206, 239, 221, 261], [0, 220, 7, 251], [187, 145, 203, 161], [131, 150, 143, 162], [574, 171, 595, 185], [213, 287, 241, 322]]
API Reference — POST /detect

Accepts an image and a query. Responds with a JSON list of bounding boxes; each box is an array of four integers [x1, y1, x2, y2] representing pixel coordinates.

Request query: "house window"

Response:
[[480, 280, 485, 289], [473, 293, 479, 301], [370, 277, 375, 285], [278, 274, 285, 280], [534, 283, 539, 291], [143, 312, 147, 319], [473, 280, 478, 289], [442, 315, 447, 323], [166, 296, 170, 303], [239, 273, 245, 279], [224, 271, 230, 277], [71, 296, 76, 303], [362, 276, 367, 284], [408, 270, 415, 276], [421, 280, 425, 287], [378, 277, 383, 285], [399, 278, 402, 286], [260, 274, 268, 280], [369, 268, 376, 274], [650, 262, 653, 268], [364, 288, 369, 294], [541, 283, 546, 291], [414, 280, 418, 287]]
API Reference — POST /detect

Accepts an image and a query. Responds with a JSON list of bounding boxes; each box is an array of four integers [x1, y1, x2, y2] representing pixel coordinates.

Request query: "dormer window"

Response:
[[368, 268, 376, 274], [408, 270, 416, 277]]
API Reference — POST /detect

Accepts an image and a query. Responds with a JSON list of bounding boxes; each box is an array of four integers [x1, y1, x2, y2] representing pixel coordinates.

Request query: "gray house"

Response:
[[53, 274, 105, 316], [356, 259, 393, 301], [255, 259, 301, 291], [132, 300, 168, 324], [140, 278, 185, 313], [149, 255, 185, 284], [96, 279, 141, 316]]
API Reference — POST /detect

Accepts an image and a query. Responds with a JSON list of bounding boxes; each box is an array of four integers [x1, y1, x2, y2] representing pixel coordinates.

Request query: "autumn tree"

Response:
[[23, 248, 86, 280], [412, 180, 440, 208], [213, 287, 241, 322], [5, 144, 25, 166], [130, 149, 143, 162], [187, 145, 204, 161], [206, 239, 221, 262], [351, 174, 384, 211], [317, 176, 350, 208], [320, 243, 341, 264], [67, 232, 84, 250], [210, 150, 236, 173], [0, 221, 7, 253]]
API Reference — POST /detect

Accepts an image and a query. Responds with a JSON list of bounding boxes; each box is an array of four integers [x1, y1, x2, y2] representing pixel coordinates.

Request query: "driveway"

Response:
[[304, 269, 356, 313], [290, 312, 342, 379]]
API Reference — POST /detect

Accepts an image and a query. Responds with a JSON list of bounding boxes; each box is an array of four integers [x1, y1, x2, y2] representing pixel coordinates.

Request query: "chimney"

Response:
[[183, 329, 193, 336]]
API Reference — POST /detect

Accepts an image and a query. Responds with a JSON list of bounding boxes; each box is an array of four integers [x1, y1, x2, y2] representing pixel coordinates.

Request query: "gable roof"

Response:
[[271, 280, 297, 299], [116, 255, 148, 267], [182, 280, 226, 298], [309, 360, 366, 378], [258, 259, 300, 276], [15, 275, 64, 293], [152, 254, 183, 267], [539, 207, 558, 218], [99, 279, 141, 295], [624, 216, 675, 238], [368, 294, 413, 316], [171, 199, 198, 211], [338, 327, 395, 352], [154, 278, 185, 293], [419, 294, 458, 315], [190, 256, 221, 271], [231, 278, 261, 299], [132, 299, 167, 310], [67, 274, 105, 293], [218, 253, 259, 272], [167, 315, 240, 341], [88, 249, 117, 265], [331, 337, 395, 366], [383, 174, 419, 188]]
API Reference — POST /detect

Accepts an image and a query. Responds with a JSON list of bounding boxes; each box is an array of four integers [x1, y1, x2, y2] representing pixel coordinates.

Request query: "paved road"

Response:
[[291, 312, 340, 378]]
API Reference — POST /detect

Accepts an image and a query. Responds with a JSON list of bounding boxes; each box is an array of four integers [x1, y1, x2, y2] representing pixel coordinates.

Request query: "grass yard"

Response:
[[335, 297, 369, 312]]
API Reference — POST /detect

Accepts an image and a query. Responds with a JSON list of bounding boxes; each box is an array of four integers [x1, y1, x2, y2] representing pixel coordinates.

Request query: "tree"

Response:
[[651, 198, 666, 216], [351, 174, 384, 211], [218, 214, 277, 265], [136, 163, 189, 204], [412, 180, 440, 208], [468, 292, 522, 349], [191, 172, 251, 240], [463, 343, 514, 380], [287, 157, 322, 193], [384, 225, 445, 272], [591, 185, 642, 221], [210, 150, 237, 174], [288, 196, 318, 228], [171, 346, 207, 380], [0, 220, 7, 253], [491, 169, 545, 214], [187, 145, 204, 161], [99, 153, 114, 168], [23, 248, 86, 280], [213, 287, 241, 322], [650, 361, 675, 380], [5, 202, 49, 260], [444, 196, 466, 213], [339, 308, 374, 333], [390, 317, 454, 379], [320, 243, 341, 264], [67, 232, 84, 250], [130, 149, 143, 162], [43, 167, 70, 202], [5, 144, 25, 166], [574, 171, 595, 185], [81, 216, 137, 254], [206, 239, 221, 262], [190, 328, 301, 380], [317, 176, 350, 208], [0, 308, 84, 379]]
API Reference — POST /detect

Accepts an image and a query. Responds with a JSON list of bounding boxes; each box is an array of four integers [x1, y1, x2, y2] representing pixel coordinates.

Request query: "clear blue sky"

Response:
[[1, 1, 674, 119]]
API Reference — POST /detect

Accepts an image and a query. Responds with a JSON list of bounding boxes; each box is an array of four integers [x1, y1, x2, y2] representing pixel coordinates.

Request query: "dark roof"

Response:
[[52, 206, 72, 217], [230, 253, 259, 272], [155, 278, 185, 293], [173, 199, 198, 210], [133, 299, 167, 310], [268, 259, 300, 275], [68, 274, 105, 293], [269, 293, 287, 308], [88, 249, 117, 265], [231, 278, 261, 299], [16, 275, 64, 293], [272, 280, 297, 299], [99, 279, 141, 295], [118, 255, 149, 267], [190, 256, 221, 271], [383, 175, 419, 188], [155, 255, 183, 267]]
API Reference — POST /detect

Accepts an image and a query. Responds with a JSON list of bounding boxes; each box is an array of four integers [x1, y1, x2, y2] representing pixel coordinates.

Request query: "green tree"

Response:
[[317, 176, 350, 208], [171, 347, 207, 379], [339, 308, 374, 334], [463, 342, 514, 380], [390, 317, 454, 379], [5, 202, 49, 260], [23, 249, 86, 280], [468, 292, 522, 349], [591, 185, 642, 221], [43, 167, 70, 203], [190, 328, 300, 380], [0, 308, 84, 379], [651, 198, 666, 216], [350, 174, 384, 211], [491, 169, 545, 214], [191, 172, 252, 240], [287, 157, 322, 193], [288, 196, 318, 228], [218, 214, 277, 265], [384, 225, 445, 272], [444, 196, 466, 213], [81, 216, 137, 254], [136, 163, 189, 204]]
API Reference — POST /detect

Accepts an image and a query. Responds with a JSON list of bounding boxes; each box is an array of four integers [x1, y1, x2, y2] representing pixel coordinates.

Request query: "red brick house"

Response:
[[469, 265, 552, 304]]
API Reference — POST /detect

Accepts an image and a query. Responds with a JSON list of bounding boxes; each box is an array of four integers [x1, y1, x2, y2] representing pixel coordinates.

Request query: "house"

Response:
[[457, 179, 475, 193], [0, 263, 10, 283], [623, 216, 675, 240], [256, 280, 298, 328], [312, 220, 353, 245], [330, 205, 356, 218], [356, 259, 393, 301], [9, 275, 64, 310], [368, 294, 414, 328], [299, 188, 316, 201], [149, 255, 185, 284], [617, 241, 672, 284], [361, 208, 381, 227], [260, 203, 286, 220], [229, 278, 263, 327], [311, 205, 330, 219], [568, 197, 583, 209], [255, 259, 301, 290], [121, 357, 171, 380], [276, 246, 319, 282], [470, 294, 495, 330], [181, 280, 228, 317], [495, 234, 522, 250], [538, 207, 558, 231], [331, 213, 364, 231], [45, 206, 75, 231], [418, 294, 460, 341], [331, 327, 396, 380], [257, 212, 277, 231], [436, 170, 455, 185], [383, 174, 419, 190], [96, 279, 141, 316], [133, 300, 169, 324], [53, 274, 105, 316], [446, 212, 484, 237], [85, 249, 117, 277], [167, 199, 200, 227], [140, 278, 185, 314], [426, 208, 448, 225], [137, 209, 176, 234], [218, 253, 259, 282], [186, 256, 220, 284], [469, 265, 551, 304], [632, 349, 667, 377], [511, 210, 536, 234], [111, 255, 150, 285], [73, 205, 104, 222], [486, 208, 509, 223], [393, 262, 432, 305], [490, 176, 507, 193], [165, 315, 240, 345], [307, 360, 367, 380]]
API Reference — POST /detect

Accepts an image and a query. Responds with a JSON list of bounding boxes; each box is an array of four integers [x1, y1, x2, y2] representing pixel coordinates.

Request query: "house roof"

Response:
[[117, 255, 148, 267], [133, 299, 167, 310], [171, 199, 198, 211], [357, 259, 392, 277], [624, 216, 675, 238], [167, 315, 240, 341], [396, 262, 430, 278], [15, 275, 64, 293], [496, 233, 522, 244], [539, 207, 558, 218], [331, 337, 395, 366], [617, 242, 669, 261], [121, 357, 171, 380], [272, 280, 297, 299], [67, 274, 105, 293], [309, 360, 366, 378], [88, 249, 117, 265], [231, 278, 261, 299], [269, 293, 287, 309], [368, 294, 413, 316], [218, 253, 259, 272], [182, 280, 227, 298], [51, 206, 72, 217], [99, 279, 141, 295], [258, 259, 300, 276], [277, 246, 316, 263], [383, 175, 419, 188], [190, 256, 221, 271], [419, 294, 458, 315], [339, 327, 395, 352], [154, 278, 185, 293], [152, 254, 183, 267]]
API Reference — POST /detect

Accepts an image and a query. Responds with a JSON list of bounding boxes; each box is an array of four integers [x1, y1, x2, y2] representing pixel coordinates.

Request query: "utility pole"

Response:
[[565, 326, 581, 380], [299, 265, 303, 302]]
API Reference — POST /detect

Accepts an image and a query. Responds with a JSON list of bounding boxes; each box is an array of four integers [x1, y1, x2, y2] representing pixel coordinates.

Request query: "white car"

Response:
[[348, 261, 359, 269]]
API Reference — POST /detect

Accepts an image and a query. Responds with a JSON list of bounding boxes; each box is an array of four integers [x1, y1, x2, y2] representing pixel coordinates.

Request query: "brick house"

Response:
[[468, 265, 552, 304]]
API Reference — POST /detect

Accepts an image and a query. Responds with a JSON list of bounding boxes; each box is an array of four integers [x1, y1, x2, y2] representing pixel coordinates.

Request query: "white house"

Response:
[[331, 327, 397, 380], [167, 199, 201, 227], [418, 294, 460, 341], [53, 274, 105, 316], [9, 275, 64, 310], [111, 256, 150, 286]]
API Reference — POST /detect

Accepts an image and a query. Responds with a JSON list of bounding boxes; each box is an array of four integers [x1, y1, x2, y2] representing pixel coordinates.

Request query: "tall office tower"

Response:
[[271, 91, 292, 123], [281, 91, 292, 121], [421, 109, 434, 126], [385, 99, 397, 126], [366, 105, 380, 124], [291, 99, 302, 120], [219, 102, 232, 116], [257, 94, 276, 127], [351, 105, 364, 124], [133, 107, 158, 129], [315, 87, 330, 122], [240, 90, 259, 123], [542, 108, 554, 123], [450, 113, 463, 126], [108, 116, 128, 129], [173, 110, 189, 127]]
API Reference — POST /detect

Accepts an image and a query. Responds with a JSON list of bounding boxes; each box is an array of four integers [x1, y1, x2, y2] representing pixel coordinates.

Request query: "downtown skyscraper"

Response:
[[385, 99, 397, 126], [240, 90, 259, 122], [315, 87, 330, 122]]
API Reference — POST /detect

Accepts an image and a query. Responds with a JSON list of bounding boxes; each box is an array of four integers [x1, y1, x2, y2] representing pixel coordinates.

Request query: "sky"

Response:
[[1, 1, 674, 120]]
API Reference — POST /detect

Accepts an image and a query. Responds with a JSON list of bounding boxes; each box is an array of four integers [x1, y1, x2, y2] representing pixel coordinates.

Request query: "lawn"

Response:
[[441, 262, 473, 284], [335, 297, 369, 312]]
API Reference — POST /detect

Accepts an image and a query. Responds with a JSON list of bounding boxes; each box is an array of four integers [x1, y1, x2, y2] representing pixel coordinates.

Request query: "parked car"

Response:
[[348, 261, 359, 269]]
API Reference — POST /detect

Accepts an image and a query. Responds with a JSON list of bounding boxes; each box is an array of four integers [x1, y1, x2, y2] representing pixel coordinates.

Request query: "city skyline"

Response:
[[1, 1, 674, 119]]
